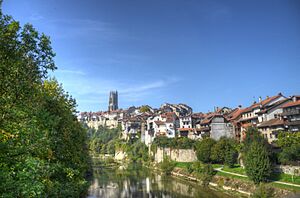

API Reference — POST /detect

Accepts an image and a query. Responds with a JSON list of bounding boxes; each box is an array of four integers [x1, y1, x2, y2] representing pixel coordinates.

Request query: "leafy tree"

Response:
[[243, 127, 267, 151], [139, 105, 151, 113], [152, 136, 195, 149], [192, 162, 215, 187], [0, 3, 90, 197], [242, 127, 276, 163], [199, 164, 215, 187], [244, 142, 272, 184], [252, 183, 274, 198], [195, 138, 216, 163], [41, 80, 91, 197], [276, 132, 300, 165], [87, 126, 121, 155], [186, 163, 194, 174], [160, 156, 176, 175], [126, 141, 149, 163], [211, 137, 238, 167], [278, 143, 300, 165], [276, 132, 300, 148]]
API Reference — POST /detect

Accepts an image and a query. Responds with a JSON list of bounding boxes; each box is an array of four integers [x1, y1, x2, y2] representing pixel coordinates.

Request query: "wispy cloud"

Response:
[[53, 73, 180, 110], [120, 78, 179, 94], [56, 69, 86, 75], [29, 13, 44, 21], [43, 18, 119, 40]]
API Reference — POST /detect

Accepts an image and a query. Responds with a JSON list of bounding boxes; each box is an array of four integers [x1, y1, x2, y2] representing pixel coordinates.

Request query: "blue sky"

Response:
[[3, 0, 300, 112]]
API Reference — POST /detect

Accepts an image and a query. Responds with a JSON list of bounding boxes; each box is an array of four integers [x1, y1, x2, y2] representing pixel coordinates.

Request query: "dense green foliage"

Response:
[[0, 3, 90, 197], [160, 156, 176, 175], [199, 164, 215, 187], [276, 132, 300, 165], [88, 126, 120, 155], [252, 183, 274, 198], [276, 132, 300, 148], [139, 105, 151, 113], [243, 127, 268, 150], [195, 138, 216, 163], [244, 142, 272, 184], [278, 144, 300, 165], [88, 126, 149, 163], [188, 162, 215, 187], [152, 136, 196, 149], [125, 140, 149, 163], [211, 137, 238, 167], [241, 127, 274, 184]]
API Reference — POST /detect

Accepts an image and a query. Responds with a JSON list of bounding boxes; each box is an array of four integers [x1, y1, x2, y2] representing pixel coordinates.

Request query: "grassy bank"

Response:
[[174, 162, 300, 192]]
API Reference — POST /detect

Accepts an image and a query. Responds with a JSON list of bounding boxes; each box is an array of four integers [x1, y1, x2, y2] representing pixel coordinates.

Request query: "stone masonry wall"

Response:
[[155, 147, 197, 163], [275, 165, 300, 175]]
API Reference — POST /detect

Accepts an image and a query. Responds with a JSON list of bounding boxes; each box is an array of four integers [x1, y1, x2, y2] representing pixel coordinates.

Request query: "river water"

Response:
[[87, 163, 236, 198]]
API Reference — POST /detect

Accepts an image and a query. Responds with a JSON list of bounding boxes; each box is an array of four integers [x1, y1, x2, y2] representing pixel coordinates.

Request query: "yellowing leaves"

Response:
[[0, 129, 19, 141]]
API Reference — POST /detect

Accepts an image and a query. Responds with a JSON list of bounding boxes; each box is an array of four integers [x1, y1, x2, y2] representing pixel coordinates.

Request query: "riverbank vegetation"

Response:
[[88, 126, 150, 164], [89, 123, 300, 195], [0, 2, 90, 197], [87, 126, 121, 155]]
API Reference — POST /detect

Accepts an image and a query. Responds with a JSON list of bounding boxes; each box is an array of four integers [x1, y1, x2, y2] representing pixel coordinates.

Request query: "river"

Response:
[[87, 162, 237, 198]]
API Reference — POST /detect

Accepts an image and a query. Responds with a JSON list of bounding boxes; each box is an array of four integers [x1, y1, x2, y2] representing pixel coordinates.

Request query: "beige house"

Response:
[[258, 118, 286, 144]]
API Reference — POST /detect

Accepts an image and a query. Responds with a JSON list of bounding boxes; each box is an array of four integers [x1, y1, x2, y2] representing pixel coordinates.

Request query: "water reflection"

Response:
[[87, 163, 234, 198]]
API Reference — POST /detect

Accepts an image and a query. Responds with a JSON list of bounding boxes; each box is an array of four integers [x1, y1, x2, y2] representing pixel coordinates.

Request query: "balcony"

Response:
[[286, 120, 300, 126], [282, 109, 300, 116]]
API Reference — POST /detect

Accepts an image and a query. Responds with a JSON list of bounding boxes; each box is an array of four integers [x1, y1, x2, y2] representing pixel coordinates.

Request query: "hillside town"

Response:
[[78, 91, 300, 146]]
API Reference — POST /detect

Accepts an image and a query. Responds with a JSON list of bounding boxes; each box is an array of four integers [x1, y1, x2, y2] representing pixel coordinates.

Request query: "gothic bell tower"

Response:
[[108, 91, 118, 111]]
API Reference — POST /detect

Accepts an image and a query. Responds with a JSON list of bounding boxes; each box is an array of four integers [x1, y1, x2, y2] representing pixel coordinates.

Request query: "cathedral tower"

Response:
[[108, 91, 118, 111]]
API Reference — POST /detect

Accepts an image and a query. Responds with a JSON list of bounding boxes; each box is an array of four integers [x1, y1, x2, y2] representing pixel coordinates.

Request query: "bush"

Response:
[[160, 157, 176, 175], [244, 142, 272, 184], [211, 137, 238, 167], [276, 132, 300, 165], [191, 162, 215, 187], [126, 141, 149, 163], [224, 148, 238, 168], [186, 163, 194, 174], [252, 183, 274, 198], [200, 164, 215, 187], [153, 136, 196, 149], [195, 138, 216, 163], [279, 143, 300, 165]]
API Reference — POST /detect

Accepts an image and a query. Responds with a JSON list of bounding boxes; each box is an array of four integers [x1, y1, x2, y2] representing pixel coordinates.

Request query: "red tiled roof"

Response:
[[200, 127, 210, 131], [200, 113, 216, 124], [178, 128, 193, 131], [161, 112, 176, 118], [155, 121, 165, 125], [258, 118, 285, 128], [281, 100, 300, 108], [192, 113, 205, 119], [227, 108, 245, 121], [238, 116, 258, 122], [242, 94, 283, 113], [257, 99, 290, 114], [166, 118, 174, 123], [241, 123, 253, 128], [261, 95, 281, 106]]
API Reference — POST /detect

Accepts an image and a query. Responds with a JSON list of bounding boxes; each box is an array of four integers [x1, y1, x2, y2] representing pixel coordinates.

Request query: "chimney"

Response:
[[238, 105, 242, 109], [259, 96, 262, 103]]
